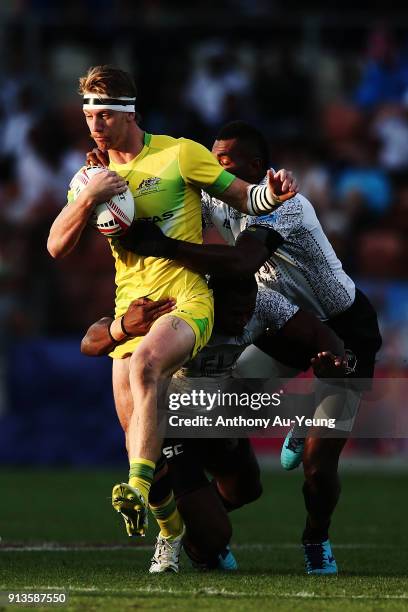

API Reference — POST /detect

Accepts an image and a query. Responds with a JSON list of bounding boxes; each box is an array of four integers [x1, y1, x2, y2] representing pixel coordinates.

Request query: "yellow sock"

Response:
[[129, 458, 155, 504], [149, 492, 183, 539]]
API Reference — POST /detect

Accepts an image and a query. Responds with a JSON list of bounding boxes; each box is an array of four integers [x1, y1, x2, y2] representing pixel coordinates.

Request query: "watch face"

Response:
[[344, 349, 358, 375]]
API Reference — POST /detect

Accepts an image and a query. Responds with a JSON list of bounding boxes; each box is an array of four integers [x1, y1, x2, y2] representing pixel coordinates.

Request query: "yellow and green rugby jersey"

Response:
[[108, 132, 235, 316]]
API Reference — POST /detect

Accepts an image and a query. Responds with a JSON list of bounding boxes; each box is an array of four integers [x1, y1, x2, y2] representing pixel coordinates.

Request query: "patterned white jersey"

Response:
[[202, 186, 355, 321], [178, 287, 298, 378]]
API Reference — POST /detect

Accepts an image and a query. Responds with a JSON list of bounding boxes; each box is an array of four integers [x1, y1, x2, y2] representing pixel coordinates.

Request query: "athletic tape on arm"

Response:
[[246, 184, 295, 215]]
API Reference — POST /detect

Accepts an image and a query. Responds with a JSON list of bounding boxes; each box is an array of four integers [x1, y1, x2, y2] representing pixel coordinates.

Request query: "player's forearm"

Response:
[[220, 177, 288, 216], [218, 178, 252, 214], [47, 192, 96, 258], [170, 242, 256, 277], [163, 234, 271, 278], [81, 318, 117, 356], [81, 316, 132, 356], [120, 221, 273, 275], [283, 311, 344, 358], [314, 321, 345, 357], [81, 299, 176, 356]]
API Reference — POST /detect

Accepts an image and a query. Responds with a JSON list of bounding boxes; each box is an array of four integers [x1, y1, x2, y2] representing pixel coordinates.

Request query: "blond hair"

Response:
[[78, 65, 137, 98]]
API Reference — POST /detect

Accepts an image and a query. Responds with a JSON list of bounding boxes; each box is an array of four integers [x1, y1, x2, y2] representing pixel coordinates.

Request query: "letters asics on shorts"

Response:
[[112, 483, 148, 537]]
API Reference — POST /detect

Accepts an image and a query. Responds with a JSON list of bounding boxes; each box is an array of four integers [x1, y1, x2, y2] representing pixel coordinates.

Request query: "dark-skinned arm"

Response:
[[300, 311, 345, 358], [267, 309, 348, 378], [302, 313, 360, 378], [119, 221, 283, 278], [273, 309, 344, 359], [81, 297, 176, 356], [81, 316, 116, 356]]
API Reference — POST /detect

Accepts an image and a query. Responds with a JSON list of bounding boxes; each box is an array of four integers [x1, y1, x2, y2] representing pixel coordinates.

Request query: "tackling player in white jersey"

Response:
[[120, 121, 382, 575]]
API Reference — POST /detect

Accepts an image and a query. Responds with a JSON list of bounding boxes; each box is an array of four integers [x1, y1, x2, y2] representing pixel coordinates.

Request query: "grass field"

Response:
[[1, 466, 407, 611]]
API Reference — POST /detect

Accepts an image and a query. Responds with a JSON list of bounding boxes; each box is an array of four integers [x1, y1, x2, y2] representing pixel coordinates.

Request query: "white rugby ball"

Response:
[[69, 166, 134, 237]]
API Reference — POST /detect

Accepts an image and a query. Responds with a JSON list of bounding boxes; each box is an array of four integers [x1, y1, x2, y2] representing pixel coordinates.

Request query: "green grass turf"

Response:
[[0, 468, 407, 611]]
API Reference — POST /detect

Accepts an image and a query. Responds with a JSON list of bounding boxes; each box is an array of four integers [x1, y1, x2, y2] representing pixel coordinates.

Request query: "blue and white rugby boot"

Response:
[[280, 429, 305, 470], [303, 539, 338, 575], [217, 546, 238, 570]]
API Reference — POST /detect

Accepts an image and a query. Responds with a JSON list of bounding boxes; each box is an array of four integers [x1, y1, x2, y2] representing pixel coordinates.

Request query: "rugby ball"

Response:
[[69, 166, 134, 237]]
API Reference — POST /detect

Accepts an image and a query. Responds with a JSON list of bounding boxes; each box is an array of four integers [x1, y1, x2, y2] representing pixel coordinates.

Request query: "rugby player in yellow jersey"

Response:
[[47, 65, 297, 547]]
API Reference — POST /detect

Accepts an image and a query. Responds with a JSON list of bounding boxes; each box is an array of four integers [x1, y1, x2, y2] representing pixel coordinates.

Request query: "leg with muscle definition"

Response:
[[302, 435, 347, 543], [111, 316, 195, 538]]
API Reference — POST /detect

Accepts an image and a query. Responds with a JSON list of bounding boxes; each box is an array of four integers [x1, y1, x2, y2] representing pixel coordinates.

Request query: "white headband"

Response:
[[83, 93, 136, 112]]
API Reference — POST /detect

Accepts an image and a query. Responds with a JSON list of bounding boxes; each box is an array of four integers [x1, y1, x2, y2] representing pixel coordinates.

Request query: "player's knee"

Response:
[[303, 459, 336, 486], [218, 464, 263, 509], [226, 480, 262, 509], [303, 443, 342, 480], [130, 350, 162, 384]]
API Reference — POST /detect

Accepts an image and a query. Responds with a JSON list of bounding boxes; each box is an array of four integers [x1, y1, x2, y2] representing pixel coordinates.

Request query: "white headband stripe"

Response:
[[83, 103, 135, 112], [83, 94, 136, 113], [83, 94, 136, 101]]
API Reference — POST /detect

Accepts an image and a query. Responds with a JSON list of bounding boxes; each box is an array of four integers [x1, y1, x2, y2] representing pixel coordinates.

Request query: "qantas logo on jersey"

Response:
[[135, 176, 164, 197], [138, 211, 174, 224], [138, 177, 161, 190]]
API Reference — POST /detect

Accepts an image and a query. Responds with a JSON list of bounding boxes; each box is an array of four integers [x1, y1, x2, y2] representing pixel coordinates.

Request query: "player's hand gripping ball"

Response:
[[69, 166, 134, 237]]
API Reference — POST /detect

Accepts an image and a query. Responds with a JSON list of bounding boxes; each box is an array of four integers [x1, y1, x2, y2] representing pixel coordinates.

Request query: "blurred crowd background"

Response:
[[0, 1, 407, 463]]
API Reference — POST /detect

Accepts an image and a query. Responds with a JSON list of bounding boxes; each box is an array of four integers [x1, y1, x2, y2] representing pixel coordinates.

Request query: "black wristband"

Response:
[[120, 316, 130, 337]]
